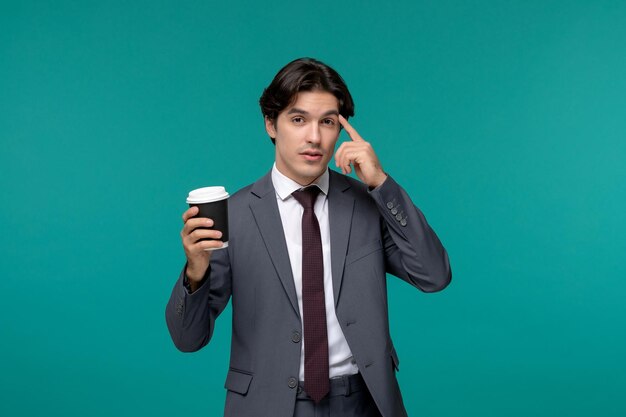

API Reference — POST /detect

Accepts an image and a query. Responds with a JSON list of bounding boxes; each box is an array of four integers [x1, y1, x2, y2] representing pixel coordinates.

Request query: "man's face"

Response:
[[265, 90, 341, 186]]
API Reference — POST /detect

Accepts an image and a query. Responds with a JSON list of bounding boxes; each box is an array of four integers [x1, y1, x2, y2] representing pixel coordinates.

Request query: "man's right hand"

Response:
[[181, 206, 224, 283]]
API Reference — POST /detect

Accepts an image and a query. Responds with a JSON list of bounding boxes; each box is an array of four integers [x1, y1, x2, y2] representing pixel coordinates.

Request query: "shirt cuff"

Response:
[[183, 265, 210, 294]]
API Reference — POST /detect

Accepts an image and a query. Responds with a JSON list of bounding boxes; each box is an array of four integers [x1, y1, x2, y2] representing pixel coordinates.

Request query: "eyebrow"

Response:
[[286, 108, 339, 117]]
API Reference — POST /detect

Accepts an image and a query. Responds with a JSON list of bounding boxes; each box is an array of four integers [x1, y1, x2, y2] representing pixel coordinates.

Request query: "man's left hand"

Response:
[[335, 115, 388, 188]]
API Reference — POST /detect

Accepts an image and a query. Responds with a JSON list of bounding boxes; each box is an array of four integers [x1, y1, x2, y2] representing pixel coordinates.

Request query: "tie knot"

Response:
[[292, 186, 321, 209]]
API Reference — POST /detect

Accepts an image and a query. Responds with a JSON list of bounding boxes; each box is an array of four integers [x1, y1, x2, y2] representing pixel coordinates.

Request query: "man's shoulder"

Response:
[[329, 169, 370, 196], [227, 182, 252, 202], [228, 170, 273, 204]]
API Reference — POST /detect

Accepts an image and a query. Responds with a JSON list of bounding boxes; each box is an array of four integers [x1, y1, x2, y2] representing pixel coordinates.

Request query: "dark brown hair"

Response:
[[259, 57, 355, 143]]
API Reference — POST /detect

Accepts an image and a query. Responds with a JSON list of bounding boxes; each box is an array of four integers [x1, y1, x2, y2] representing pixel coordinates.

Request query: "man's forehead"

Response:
[[285, 91, 339, 114]]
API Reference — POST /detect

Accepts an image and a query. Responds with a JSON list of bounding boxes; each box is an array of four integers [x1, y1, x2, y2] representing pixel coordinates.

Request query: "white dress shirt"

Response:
[[271, 164, 359, 381]]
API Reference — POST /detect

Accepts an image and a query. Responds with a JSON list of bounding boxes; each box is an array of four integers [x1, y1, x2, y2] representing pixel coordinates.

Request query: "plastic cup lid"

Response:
[[186, 186, 229, 204]]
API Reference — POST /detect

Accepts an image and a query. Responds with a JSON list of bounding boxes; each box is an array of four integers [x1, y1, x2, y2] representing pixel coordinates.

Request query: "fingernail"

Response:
[[206, 219, 213, 226]]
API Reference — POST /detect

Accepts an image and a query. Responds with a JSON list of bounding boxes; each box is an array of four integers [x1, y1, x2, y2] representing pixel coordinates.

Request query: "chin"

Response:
[[303, 164, 326, 176], [295, 168, 323, 183]]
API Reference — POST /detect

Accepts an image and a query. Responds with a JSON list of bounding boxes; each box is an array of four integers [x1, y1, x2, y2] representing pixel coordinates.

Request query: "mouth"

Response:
[[300, 150, 323, 162]]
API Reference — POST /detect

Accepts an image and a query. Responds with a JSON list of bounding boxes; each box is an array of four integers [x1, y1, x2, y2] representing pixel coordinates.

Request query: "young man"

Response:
[[166, 58, 452, 417]]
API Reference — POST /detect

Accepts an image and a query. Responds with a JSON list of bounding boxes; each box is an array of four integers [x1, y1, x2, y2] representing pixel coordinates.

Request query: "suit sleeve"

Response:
[[164, 247, 232, 352], [368, 175, 452, 292]]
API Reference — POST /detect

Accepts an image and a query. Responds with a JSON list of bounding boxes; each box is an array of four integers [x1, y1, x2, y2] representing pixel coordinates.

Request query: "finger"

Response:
[[182, 217, 214, 236], [198, 240, 225, 251], [341, 155, 352, 175], [335, 139, 367, 165], [334, 142, 354, 169], [186, 237, 224, 252], [334, 145, 348, 174], [189, 228, 223, 243], [334, 142, 344, 169], [182, 206, 199, 223], [184, 233, 223, 252], [335, 142, 361, 173], [338, 115, 364, 142], [336, 140, 365, 156]]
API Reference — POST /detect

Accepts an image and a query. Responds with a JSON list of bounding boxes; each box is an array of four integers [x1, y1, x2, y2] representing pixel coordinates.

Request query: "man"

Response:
[[166, 58, 451, 417]]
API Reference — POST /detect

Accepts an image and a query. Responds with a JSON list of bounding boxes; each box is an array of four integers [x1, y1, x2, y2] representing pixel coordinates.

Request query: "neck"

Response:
[[274, 165, 327, 187]]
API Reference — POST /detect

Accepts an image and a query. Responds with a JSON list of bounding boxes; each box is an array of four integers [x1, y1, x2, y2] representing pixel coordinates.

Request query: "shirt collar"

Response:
[[271, 163, 329, 201]]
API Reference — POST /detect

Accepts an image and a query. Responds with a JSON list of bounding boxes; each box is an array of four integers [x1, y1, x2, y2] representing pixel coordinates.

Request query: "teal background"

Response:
[[1, 1, 625, 416]]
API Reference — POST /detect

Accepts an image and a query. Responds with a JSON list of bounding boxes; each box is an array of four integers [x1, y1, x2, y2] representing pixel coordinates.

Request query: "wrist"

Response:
[[184, 265, 209, 294], [368, 172, 388, 189], [185, 263, 208, 283], [187, 278, 200, 293]]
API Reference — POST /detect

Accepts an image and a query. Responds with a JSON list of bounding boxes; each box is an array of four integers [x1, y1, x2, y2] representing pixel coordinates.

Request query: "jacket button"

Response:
[[395, 213, 403, 221], [386, 202, 394, 209], [291, 331, 301, 343], [391, 208, 398, 215], [400, 219, 407, 227], [288, 377, 298, 389]]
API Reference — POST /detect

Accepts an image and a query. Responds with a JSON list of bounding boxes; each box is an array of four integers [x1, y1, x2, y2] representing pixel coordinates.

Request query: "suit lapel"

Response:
[[328, 170, 354, 307], [249, 172, 300, 318]]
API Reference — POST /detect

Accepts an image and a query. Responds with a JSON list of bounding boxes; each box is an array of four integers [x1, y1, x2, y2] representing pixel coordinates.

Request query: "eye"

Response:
[[322, 118, 336, 126], [291, 116, 304, 124]]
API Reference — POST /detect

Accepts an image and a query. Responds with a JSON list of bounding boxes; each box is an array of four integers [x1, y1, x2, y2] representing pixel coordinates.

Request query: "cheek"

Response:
[[276, 136, 298, 160], [324, 135, 340, 152], [278, 125, 299, 144]]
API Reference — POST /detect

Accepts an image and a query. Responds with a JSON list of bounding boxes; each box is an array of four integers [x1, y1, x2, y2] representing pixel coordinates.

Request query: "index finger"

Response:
[[182, 206, 199, 223], [338, 115, 364, 142]]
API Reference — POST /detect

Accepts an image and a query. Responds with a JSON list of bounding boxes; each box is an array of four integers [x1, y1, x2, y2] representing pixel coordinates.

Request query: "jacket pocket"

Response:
[[224, 368, 253, 395]]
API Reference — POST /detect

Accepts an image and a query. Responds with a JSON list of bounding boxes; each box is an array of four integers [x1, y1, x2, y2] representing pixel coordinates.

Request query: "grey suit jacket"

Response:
[[166, 170, 451, 417]]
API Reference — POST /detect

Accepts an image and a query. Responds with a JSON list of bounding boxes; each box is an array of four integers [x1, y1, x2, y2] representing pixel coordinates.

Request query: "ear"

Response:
[[264, 116, 277, 139]]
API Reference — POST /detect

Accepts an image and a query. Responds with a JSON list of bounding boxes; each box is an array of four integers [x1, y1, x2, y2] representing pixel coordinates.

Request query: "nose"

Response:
[[307, 123, 322, 144]]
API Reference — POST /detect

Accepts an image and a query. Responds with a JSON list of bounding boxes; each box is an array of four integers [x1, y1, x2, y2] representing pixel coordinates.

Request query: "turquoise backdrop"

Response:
[[1, 1, 625, 416]]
